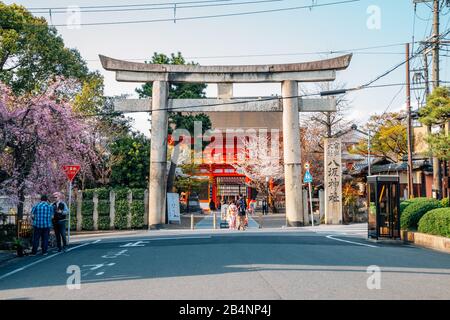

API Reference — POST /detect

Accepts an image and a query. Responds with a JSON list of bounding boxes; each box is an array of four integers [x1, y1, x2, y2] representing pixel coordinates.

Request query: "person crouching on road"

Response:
[[52, 192, 69, 252], [31, 195, 54, 256]]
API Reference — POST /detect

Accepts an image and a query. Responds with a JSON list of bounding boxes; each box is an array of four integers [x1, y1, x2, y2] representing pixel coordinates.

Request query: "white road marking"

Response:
[[120, 240, 149, 247], [0, 240, 99, 281], [101, 236, 212, 244], [102, 249, 128, 259], [147, 236, 212, 241], [326, 235, 378, 248]]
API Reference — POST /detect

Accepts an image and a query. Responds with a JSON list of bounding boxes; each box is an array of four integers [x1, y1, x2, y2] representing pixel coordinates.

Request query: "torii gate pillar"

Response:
[[282, 81, 304, 226], [148, 81, 169, 229]]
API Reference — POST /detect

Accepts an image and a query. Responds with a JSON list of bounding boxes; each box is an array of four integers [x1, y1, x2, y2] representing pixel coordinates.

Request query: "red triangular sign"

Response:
[[63, 165, 81, 182]]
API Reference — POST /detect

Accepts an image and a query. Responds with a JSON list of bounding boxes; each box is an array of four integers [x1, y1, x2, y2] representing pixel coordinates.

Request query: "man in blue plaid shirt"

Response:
[[31, 195, 54, 255]]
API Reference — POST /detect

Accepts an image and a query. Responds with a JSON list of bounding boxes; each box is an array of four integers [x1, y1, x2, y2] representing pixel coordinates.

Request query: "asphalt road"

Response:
[[0, 224, 449, 300]]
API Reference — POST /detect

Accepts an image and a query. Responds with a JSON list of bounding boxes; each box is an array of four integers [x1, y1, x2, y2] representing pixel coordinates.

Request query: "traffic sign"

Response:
[[303, 170, 313, 183], [63, 165, 81, 182]]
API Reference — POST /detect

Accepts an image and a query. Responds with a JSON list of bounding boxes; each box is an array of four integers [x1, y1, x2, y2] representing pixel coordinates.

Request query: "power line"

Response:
[[76, 80, 450, 118], [29, 0, 288, 14], [28, 0, 238, 10], [44, 0, 360, 27]]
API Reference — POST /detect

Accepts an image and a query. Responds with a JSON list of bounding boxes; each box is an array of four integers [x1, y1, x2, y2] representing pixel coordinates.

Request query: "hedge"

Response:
[[441, 197, 449, 208], [97, 200, 110, 215], [81, 200, 94, 216], [114, 200, 129, 230], [400, 198, 442, 230], [400, 200, 411, 214], [82, 216, 94, 231], [98, 216, 110, 230], [131, 200, 145, 229], [418, 208, 450, 238], [114, 188, 129, 201]]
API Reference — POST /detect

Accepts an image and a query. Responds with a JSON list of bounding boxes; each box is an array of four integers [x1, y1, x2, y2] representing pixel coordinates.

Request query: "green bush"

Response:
[[400, 200, 411, 213], [82, 189, 95, 200], [114, 188, 129, 201], [131, 200, 145, 229], [400, 198, 442, 230], [69, 216, 77, 231], [98, 216, 111, 230], [69, 200, 77, 231], [82, 188, 111, 200], [97, 200, 110, 216], [81, 200, 94, 216], [95, 188, 110, 200], [441, 197, 449, 208], [82, 216, 94, 231], [418, 208, 450, 238], [114, 200, 129, 229], [131, 188, 145, 200]]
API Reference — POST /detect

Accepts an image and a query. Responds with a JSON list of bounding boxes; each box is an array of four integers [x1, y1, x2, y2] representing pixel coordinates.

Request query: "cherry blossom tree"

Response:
[[0, 79, 98, 219], [231, 133, 284, 210]]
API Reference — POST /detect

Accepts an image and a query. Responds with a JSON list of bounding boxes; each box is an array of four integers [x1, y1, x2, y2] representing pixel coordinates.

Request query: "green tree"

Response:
[[418, 86, 450, 161], [352, 112, 407, 162], [0, 2, 89, 93], [136, 52, 206, 99], [136, 52, 212, 192], [109, 132, 150, 188]]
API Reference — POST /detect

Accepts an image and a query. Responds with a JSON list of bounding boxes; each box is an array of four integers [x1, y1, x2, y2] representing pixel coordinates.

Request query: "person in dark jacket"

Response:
[[52, 192, 69, 252]]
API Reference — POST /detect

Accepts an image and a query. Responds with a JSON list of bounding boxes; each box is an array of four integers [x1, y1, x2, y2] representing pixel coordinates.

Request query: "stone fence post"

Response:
[[127, 190, 133, 229], [109, 190, 116, 230], [93, 192, 99, 231]]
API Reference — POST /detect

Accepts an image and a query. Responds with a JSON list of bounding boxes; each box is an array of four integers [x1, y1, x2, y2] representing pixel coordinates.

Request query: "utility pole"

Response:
[[432, 0, 440, 90], [406, 43, 415, 199], [415, 0, 443, 199], [423, 53, 430, 98], [432, 0, 442, 199]]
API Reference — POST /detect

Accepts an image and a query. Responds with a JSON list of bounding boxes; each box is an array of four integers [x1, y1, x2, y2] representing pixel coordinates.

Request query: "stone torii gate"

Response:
[[100, 54, 352, 229]]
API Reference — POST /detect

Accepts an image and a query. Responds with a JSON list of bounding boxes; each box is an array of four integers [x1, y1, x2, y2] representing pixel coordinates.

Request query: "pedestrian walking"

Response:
[[220, 200, 229, 221], [227, 201, 238, 230], [52, 192, 69, 252], [30, 195, 54, 255], [262, 199, 268, 215], [209, 199, 216, 212], [237, 195, 247, 230]]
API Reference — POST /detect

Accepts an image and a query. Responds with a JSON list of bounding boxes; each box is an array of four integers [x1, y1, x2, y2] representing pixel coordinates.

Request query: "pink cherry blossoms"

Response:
[[0, 79, 99, 213]]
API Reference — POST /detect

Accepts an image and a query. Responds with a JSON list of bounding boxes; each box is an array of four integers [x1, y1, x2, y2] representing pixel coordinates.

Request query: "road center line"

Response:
[[0, 240, 99, 281], [326, 235, 378, 248]]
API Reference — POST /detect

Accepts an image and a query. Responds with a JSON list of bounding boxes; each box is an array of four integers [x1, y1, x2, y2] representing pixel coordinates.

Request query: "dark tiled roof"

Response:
[[350, 159, 432, 175]]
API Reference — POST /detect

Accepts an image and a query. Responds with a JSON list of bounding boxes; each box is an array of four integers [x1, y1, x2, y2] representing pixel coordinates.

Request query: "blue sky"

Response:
[[5, 0, 450, 134]]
